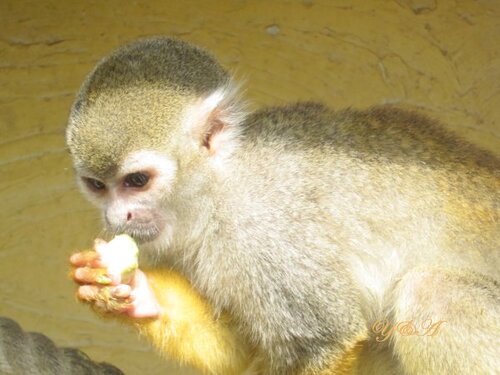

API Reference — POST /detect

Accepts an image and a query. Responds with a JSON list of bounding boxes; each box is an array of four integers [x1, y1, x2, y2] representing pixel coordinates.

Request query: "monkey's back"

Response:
[[243, 102, 498, 174], [237, 103, 499, 277]]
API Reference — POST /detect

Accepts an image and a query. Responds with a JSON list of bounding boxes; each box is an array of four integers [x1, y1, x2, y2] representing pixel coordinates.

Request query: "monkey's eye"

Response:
[[124, 172, 150, 188], [84, 177, 106, 191]]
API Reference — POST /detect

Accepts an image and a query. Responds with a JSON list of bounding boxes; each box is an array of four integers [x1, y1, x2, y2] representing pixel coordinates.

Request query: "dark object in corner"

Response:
[[0, 316, 124, 375]]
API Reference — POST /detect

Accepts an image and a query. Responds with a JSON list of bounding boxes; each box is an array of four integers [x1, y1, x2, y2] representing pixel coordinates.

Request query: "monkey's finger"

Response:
[[112, 284, 132, 299], [80, 284, 133, 301], [73, 267, 111, 285], [78, 285, 133, 312], [77, 285, 100, 302], [70, 251, 103, 267]]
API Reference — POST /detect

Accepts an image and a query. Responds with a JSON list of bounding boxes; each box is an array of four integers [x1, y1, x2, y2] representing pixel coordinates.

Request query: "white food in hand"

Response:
[[96, 234, 139, 283]]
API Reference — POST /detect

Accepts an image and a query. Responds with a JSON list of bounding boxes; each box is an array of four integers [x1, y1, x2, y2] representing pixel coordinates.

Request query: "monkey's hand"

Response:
[[70, 240, 160, 319], [71, 242, 251, 375]]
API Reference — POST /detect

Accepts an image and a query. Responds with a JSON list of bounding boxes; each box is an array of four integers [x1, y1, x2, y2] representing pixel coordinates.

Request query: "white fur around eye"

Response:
[[75, 176, 106, 207], [120, 150, 177, 190]]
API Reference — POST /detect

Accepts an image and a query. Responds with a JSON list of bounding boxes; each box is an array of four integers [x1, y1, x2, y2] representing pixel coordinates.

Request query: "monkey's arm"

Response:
[[71, 252, 251, 375], [136, 268, 251, 375]]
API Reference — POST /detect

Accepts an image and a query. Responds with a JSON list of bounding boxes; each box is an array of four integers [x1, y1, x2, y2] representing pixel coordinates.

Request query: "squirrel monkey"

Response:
[[67, 37, 499, 374]]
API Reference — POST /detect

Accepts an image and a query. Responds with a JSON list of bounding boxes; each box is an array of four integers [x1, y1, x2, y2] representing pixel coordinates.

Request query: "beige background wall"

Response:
[[1, 1, 498, 374]]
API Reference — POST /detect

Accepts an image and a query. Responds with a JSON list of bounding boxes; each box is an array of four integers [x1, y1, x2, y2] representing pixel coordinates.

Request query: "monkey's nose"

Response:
[[127, 212, 132, 221]]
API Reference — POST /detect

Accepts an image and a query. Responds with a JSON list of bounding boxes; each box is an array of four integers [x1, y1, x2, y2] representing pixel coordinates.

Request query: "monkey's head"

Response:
[[66, 37, 245, 249]]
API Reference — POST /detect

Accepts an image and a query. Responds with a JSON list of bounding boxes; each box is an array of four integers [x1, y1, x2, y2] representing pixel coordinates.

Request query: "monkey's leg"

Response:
[[390, 267, 500, 375], [0, 316, 123, 375]]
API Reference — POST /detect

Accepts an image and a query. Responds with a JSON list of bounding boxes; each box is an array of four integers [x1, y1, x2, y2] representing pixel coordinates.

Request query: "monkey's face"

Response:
[[67, 74, 243, 252], [75, 150, 178, 246]]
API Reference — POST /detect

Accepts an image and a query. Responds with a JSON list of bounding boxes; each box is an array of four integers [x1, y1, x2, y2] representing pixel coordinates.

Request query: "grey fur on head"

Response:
[[73, 37, 229, 113]]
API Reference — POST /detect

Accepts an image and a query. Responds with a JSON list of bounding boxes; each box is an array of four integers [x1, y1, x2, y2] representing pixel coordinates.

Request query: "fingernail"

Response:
[[74, 268, 84, 279], [113, 285, 131, 298]]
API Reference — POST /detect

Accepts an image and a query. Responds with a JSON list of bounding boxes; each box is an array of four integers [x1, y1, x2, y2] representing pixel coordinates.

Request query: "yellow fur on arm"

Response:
[[135, 268, 251, 375]]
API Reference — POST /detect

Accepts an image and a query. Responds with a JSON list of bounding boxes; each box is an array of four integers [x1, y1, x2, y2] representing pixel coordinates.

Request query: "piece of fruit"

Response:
[[95, 234, 139, 284]]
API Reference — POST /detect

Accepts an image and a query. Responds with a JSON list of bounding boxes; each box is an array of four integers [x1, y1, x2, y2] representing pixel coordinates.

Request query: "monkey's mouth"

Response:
[[128, 228, 161, 244], [121, 223, 163, 244]]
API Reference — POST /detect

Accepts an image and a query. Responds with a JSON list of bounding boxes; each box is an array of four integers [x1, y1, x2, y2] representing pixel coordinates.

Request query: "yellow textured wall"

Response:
[[0, 1, 498, 374]]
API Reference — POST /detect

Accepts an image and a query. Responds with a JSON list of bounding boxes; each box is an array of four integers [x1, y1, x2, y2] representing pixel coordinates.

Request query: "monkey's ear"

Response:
[[183, 83, 246, 157]]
